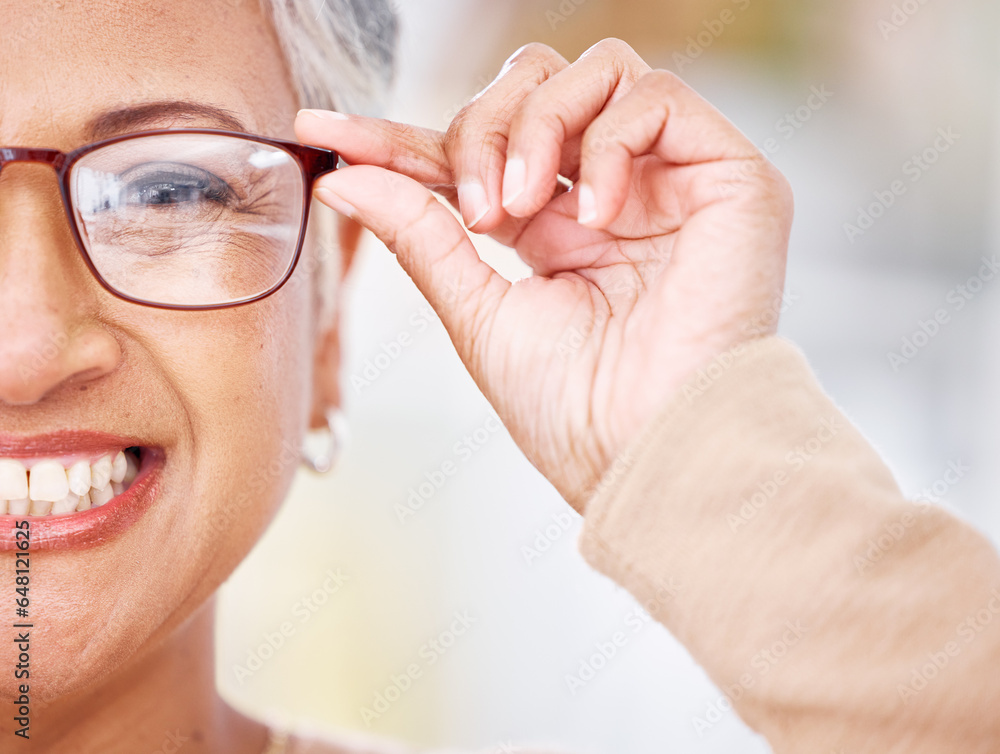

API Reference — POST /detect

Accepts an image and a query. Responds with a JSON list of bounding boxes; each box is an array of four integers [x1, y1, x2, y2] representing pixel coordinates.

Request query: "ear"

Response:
[[310, 214, 364, 429]]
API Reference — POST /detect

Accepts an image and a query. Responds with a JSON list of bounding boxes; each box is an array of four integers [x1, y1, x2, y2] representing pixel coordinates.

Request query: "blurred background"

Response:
[[217, 0, 1000, 751]]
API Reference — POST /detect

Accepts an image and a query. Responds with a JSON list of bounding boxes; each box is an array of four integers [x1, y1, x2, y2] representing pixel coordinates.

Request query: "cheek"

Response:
[[170, 287, 315, 569], [125, 287, 317, 642]]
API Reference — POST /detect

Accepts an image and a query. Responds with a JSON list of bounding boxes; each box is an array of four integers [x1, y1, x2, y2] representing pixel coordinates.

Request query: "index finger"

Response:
[[294, 110, 454, 188]]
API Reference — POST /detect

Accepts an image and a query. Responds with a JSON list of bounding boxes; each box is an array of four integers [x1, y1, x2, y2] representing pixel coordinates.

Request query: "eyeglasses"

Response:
[[0, 128, 338, 310]]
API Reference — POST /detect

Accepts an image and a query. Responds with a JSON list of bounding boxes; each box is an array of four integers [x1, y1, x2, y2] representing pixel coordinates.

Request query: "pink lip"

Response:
[[0, 430, 144, 459], [0, 437, 165, 552]]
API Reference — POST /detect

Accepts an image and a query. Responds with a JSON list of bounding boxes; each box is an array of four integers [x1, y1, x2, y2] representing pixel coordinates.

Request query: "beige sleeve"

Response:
[[577, 336, 1000, 753]]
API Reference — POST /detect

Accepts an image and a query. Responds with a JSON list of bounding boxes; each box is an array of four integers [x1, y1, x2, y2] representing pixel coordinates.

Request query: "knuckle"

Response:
[[740, 157, 794, 209], [445, 112, 508, 154], [583, 37, 638, 61], [505, 41, 562, 68], [643, 68, 685, 94], [447, 103, 503, 140], [478, 126, 510, 157], [449, 84, 506, 134], [444, 107, 474, 146], [384, 121, 425, 166], [765, 167, 795, 212], [753, 157, 786, 189]]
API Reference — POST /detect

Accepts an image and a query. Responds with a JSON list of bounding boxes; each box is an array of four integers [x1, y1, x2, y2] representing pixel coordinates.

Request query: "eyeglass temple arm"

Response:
[[298, 146, 339, 181]]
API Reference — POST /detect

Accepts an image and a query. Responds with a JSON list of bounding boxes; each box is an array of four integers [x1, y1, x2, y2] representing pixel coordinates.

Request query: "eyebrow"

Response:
[[83, 101, 249, 141]]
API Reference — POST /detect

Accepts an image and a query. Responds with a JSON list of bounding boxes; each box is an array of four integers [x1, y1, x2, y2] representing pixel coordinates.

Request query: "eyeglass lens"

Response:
[[68, 133, 305, 307]]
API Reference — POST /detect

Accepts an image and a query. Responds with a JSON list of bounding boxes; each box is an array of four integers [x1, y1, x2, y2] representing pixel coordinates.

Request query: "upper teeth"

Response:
[[28, 460, 70, 502], [0, 451, 139, 517], [91, 455, 113, 491], [0, 460, 28, 500], [68, 461, 91, 496]]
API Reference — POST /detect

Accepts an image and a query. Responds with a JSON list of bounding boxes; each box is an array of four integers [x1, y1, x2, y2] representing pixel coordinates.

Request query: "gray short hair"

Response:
[[259, 0, 398, 328], [262, 0, 398, 116]]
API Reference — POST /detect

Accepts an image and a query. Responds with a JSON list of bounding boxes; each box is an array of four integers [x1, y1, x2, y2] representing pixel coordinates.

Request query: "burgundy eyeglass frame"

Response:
[[0, 128, 339, 310]]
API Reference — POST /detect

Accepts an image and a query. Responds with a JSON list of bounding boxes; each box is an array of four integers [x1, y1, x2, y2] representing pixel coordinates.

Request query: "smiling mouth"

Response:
[[0, 448, 143, 517]]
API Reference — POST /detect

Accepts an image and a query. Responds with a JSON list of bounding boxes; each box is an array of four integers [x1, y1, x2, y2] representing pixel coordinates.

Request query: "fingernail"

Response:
[[315, 187, 356, 218], [577, 183, 598, 225], [502, 156, 527, 208], [299, 109, 350, 121], [458, 181, 491, 228]]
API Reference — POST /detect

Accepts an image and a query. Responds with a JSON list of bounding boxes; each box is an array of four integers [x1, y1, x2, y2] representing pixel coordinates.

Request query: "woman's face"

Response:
[[0, 0, 336, 701]]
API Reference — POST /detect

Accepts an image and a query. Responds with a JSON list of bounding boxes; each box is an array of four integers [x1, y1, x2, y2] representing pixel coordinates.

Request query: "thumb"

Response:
[[314, 165, 511, 363]]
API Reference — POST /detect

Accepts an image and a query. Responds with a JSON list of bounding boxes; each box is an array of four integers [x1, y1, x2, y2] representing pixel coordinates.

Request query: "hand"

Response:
[[294, 38, 793, 514]]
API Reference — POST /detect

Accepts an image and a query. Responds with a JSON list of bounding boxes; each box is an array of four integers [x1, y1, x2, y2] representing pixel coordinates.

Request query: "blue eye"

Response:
[[122, 165, 232, 208]]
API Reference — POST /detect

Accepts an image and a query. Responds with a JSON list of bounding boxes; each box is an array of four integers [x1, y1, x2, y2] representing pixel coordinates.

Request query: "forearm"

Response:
[[577, 336, 1000, 752]]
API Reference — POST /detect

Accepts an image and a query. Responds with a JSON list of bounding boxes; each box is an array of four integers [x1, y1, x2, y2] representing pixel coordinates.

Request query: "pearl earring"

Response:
[[301, 407, 349, 474]]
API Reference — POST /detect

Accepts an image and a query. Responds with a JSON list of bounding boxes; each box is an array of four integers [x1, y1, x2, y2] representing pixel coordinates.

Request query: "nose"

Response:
[[0, 164, 122, 405]]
